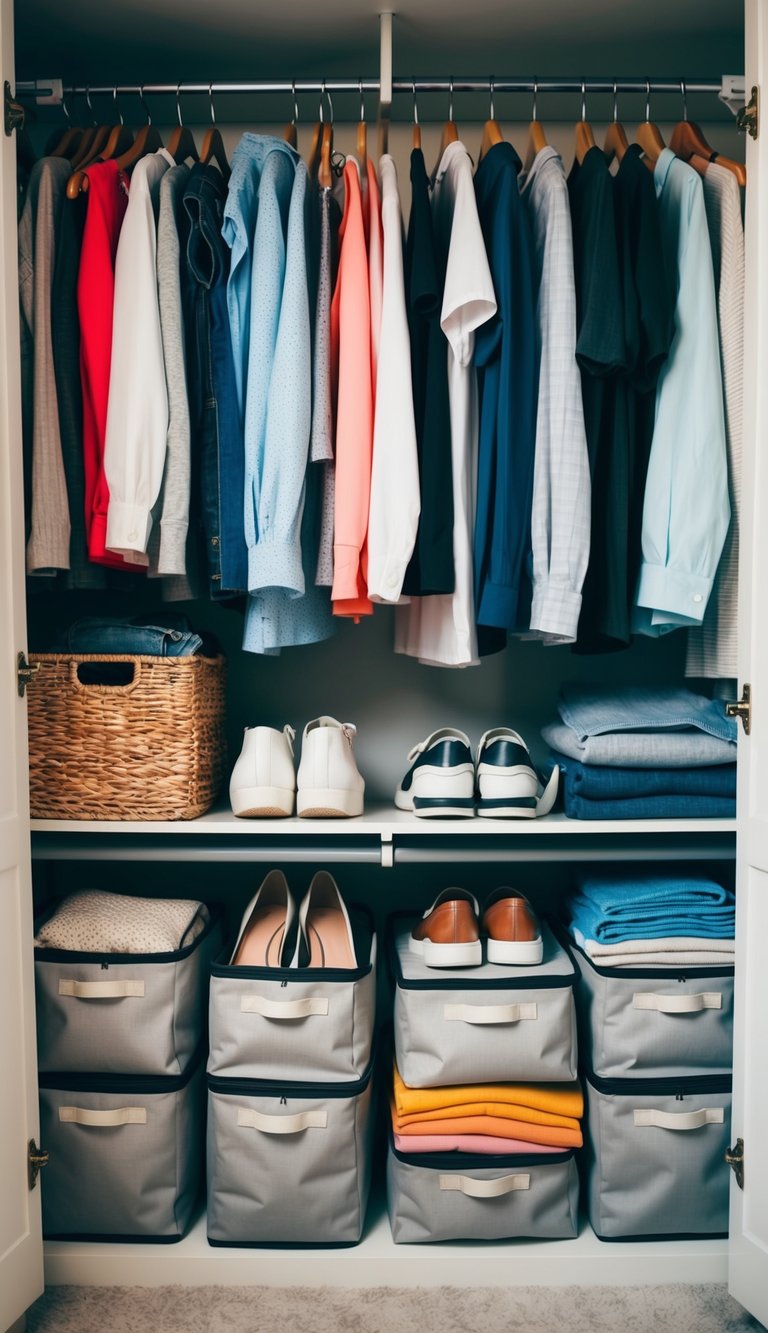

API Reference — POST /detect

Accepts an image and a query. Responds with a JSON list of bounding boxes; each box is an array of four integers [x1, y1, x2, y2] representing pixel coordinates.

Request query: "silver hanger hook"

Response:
[[645, 77, 651, 123], [175, 82, 183, 127], [613, 78, 618, 123], [532, 77, 538, 123], [61, 88, 71, 123], [291, 79, 299, 126], [359, 78, 365, 123], [412, 79, 419, 127], [139, 84, 151, 126], [208, 82, 216, 126], [581, 78, 587, 123], [489, 76, 495, 122], [680, 78, 688, 122], [448, 75, 454, 123], [113, 85, 124, 127], [85, 85, 96, 126]]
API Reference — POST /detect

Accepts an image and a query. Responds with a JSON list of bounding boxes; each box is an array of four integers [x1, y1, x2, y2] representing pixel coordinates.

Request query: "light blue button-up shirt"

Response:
[[633, 148, 730, 635]]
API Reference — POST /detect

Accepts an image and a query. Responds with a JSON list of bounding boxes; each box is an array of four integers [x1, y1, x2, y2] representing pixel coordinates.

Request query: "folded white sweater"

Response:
[[35, 890, 208, 954]]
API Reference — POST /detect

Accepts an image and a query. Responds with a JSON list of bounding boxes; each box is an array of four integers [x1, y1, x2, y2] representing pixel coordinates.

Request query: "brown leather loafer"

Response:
[[482, 890, 543, 966], [410, 888, 482, 968]]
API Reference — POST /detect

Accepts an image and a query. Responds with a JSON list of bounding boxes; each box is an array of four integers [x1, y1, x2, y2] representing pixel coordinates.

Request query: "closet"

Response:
[[1, 0, 767, 1326]]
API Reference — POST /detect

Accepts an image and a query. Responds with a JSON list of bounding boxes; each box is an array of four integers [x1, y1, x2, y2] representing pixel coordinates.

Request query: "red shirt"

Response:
[[77, 160, 135, 568]]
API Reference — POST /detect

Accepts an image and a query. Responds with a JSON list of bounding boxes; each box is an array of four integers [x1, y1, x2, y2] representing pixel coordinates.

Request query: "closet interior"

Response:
[[10, 0, 752, 1293]]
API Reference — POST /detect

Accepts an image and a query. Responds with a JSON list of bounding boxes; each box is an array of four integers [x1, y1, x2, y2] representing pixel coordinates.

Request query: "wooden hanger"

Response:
[[669, 80, 747, 187], [432, 77, 459, 179], [166, 84, 199, 165], [574, 80, 596, 165], [412, 81, 421, 151], [49, 92, 86, 159], [68, 89, 130, 197], [603, 80, 629, 166], [523, 80, 548, 174], [357, 79, 367, 172], [114, 88, 163, 172], [307, 83, 334, 187], [67, 88, 102, 168], [635, 79, 666, 169], [283, 81, 298, 149], [95, 88, 135, 164], [478, 77, 504, 164], [200, 84, 230, 179]]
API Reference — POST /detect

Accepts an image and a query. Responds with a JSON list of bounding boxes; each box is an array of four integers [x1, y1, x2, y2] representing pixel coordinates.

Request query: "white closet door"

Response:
[[729, 1, 768, 1324], [0, 0, 44, 1324]]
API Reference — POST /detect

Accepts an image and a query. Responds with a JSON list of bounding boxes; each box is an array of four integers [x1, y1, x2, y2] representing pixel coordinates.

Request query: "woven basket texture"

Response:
[[27, 653, 226, 821]]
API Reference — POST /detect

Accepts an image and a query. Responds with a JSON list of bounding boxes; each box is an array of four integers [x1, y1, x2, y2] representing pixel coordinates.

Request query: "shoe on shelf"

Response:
[[229, 724, 296, 818], [395, 728, 475, 818], [482, 889, 543, 966], [475, 727, 559, 819], [290, 871, 357, 969], [230, 869, 297, 967], [296, 717, 365, 819], [410, 888, 482, 968]]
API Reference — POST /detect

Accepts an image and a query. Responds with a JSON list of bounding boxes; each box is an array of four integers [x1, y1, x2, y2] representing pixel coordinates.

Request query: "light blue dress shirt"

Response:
[[223, 134, 334, 654], [633, 148, 730, 635]]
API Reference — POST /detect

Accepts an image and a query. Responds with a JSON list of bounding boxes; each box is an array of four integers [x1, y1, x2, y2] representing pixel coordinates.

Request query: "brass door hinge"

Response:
[[737, 85, 758, 139], [725, 1137, 744, 1190], [726, 683, 751, 735], [28, 1138, 48, 1191], [4, 81, 24, 136], [16, 651, 40, 698]]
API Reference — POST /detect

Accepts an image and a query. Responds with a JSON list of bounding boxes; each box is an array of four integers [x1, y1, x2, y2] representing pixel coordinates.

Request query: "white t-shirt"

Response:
[[367, 154, 420, 604], [395, 140, 497, 667], [104, 148, 174, 561]]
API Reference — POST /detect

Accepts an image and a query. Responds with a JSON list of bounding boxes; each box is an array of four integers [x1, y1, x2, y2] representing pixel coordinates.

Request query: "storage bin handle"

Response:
[[70, 657, 142, 694], [632, 991, 722, 1014], [59, 1107, 147, 1126], [58, 979, 145, 999], [443, 1002, 537, 1025], [239, 995, 330, 1019], [236, 1108, 328, 1135], [439, 1173, 531, 1198], [633, 1107, 725, 1131]]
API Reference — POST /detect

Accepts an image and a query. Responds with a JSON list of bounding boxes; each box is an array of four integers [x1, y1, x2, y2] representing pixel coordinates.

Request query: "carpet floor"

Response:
[[25, 1283, 766, 1333]]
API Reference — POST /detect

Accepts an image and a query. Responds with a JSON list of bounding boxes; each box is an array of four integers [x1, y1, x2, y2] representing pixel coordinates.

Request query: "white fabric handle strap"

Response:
[[633, 1107, 725, 1131], [58, 979, 145, 999], [236, 1108, 328, 1135], [439, 1173, 531, 1198], [632, 991, 722, 1014], [59, 1106, 147, 1126], [443, 1002, 537, 1025], [240, 995, 329, 1019]]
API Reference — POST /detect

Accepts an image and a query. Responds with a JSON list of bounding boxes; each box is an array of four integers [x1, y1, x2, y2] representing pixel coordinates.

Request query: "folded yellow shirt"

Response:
[[392, 1064, 584, 1122]]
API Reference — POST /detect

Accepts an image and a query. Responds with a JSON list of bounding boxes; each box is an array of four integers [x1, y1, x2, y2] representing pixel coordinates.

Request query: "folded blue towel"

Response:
[[569, 873, 736, 943], [550, 752, 736, 800], [558, 684, 737, 744]]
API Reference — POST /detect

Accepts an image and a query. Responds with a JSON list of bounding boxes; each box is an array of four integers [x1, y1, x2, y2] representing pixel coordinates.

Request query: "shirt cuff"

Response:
[[331, 543, 363, 602], [248, 541, 304, 596], [635, 562, 714, 625], [477, 580, 520, 631], [106, 502, 153, 558], [529, 584, 583, 643], [157, 520, 189, 578]]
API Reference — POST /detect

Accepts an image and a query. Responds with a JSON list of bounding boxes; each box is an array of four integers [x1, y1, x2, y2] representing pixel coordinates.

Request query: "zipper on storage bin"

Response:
[[207, 1062, 374, 1099], [584, 1069, 733, 1096], [37, 1044, 206, 1094]]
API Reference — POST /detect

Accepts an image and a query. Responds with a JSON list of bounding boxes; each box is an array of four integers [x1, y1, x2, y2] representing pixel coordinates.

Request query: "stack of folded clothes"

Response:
[[390, 1064, 583, 1153], [542, 684, 737, 820], [566, 870, 735, 967]]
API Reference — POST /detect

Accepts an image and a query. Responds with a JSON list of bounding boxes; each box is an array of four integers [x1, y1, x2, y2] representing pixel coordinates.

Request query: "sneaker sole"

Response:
[[413, 796, 475, 818], [297, 788, 364, 819], [231, 786, 295, 818], [486, 936, 544, 966], [476, 798, 537, 819], [410, 936, 483, 968]]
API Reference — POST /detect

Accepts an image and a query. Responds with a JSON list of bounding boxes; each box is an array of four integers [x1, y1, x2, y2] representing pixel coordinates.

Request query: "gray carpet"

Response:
[[25, 1284, 766, 1332]]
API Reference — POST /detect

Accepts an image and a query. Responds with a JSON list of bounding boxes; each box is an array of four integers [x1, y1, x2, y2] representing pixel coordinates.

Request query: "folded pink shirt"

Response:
[[394, 1133, 565, 1156]]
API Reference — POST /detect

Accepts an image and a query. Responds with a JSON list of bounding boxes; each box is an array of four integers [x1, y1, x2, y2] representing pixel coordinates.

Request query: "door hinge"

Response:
[[737, 85, 758, 139], [28, 1138, 49, 1191], [726, 683, 751, 735], [4, 80, 25, 136], [17, 651, 40, 698], [725, 1137, 744, 1190]]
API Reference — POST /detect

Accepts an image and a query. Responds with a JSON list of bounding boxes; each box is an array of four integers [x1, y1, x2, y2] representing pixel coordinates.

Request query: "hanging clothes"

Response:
[[395, 139, 496, 668], [311, 180, 343, 589], [19, 156, 72, 575], [473, 140, 537, 644], [519, 145, 589, 644], [103, 147, 174, 563], [366, 153, 420, 605], [686, 161, 744, 680], [633, 148, 729, 635]]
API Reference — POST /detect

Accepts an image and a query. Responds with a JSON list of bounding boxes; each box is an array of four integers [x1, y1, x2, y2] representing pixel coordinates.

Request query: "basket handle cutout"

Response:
[[71, 659, 141, 692]]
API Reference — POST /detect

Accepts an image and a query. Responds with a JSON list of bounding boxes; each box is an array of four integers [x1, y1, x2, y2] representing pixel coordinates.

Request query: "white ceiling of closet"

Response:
[[14, 0, 743, 121]]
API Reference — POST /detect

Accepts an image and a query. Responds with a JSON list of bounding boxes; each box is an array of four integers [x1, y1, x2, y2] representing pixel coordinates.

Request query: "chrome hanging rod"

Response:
[[16, 76, 726, 102]]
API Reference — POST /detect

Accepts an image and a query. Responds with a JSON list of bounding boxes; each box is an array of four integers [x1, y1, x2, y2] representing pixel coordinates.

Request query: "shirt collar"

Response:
[[653, 146, 676, 196], [433, 138, 469, 185], [519, 144, 562, 191]]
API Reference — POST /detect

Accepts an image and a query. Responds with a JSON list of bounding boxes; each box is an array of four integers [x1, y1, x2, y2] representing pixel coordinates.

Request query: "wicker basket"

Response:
[[26, 653, 227, 821]]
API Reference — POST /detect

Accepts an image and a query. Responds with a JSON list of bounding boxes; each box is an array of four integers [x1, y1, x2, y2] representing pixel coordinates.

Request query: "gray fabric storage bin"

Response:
[[390, 915, 577, 1087], [583, 1069, 732, 1239], [562, 930, 734, 1079], [39, 1051, 205, 1240], [206, 1065, 374, 1246], [208, 910, 375, 1083], [35, 908, 221, 1075], [387, 1140, 580, 1243]]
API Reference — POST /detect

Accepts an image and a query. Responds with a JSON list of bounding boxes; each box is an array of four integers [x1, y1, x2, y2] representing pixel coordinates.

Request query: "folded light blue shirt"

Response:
[[558, 684, 737, 743], [634, 149, 730, 635]]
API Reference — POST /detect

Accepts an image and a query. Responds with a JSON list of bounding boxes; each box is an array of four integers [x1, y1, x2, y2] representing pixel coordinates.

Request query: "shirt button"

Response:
[[693, 593, 703, 603], [127, 530, 138, 541]]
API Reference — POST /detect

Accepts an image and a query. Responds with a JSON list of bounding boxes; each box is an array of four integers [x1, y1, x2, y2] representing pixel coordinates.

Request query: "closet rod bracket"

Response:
[[4, 81, 25, 136], [737, 85, 759, 139], [725, 683, 751, 735]]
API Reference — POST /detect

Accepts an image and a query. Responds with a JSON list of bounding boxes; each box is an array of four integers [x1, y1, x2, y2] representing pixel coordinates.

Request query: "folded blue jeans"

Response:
[[550, 752, 736, 799], [562, 789, 736, 821], [63, 618, 203, 657], [558, 684, 737, 743], [542, 719, 737, 768]]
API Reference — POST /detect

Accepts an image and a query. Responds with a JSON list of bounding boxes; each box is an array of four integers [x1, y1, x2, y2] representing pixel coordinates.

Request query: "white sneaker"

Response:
[[395, 728, 475, 818], [229, 725, 296, 818], [296, 717, 365, 818], [475, 728, 559, 819]]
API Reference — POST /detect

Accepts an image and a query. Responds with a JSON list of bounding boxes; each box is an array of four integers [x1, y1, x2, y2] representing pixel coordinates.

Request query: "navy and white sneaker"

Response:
[[475, 728, 559, 819], [395, 728, 475, 818]]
